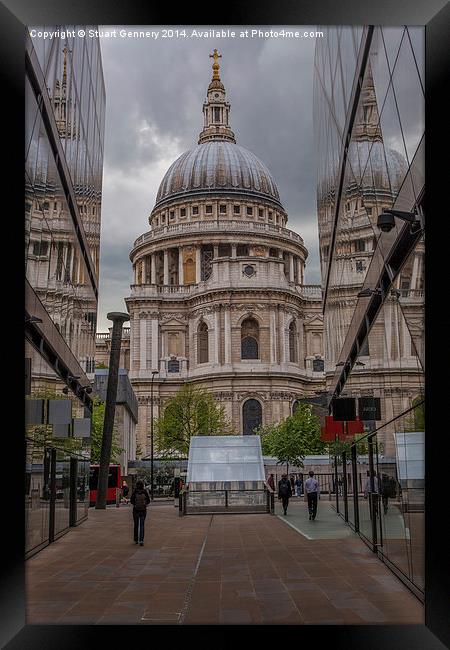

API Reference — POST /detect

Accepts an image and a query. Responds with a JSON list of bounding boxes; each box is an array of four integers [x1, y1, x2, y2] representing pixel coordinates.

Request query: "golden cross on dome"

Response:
[[209, 48, 222, 79]]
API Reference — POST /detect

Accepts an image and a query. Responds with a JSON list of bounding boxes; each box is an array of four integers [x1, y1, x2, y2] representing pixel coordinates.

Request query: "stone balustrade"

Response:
[[132, 219, 304, 249]]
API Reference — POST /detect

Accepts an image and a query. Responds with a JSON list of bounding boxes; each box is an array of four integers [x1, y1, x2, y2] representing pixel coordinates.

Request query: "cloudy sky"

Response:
[[97, 27, 322, 331]]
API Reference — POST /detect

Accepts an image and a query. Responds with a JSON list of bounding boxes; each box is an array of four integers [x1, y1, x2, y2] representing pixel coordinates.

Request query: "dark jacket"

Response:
[[278, 478, 292, 499], [130, 488, 150, 511]]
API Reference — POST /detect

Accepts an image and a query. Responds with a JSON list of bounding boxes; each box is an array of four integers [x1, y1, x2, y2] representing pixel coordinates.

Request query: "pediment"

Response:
[[161, 318, 186, 328], [304, 315, 324, 327]]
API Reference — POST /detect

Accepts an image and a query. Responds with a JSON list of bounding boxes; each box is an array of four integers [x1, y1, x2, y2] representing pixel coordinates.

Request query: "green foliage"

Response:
[[95, 362, 108, 369], [154, 383, 234, 457], [257, 403, 324, 470], [27, 389, 85, 457], [90, 395, 124, 463], [404, 396, 425, 432]]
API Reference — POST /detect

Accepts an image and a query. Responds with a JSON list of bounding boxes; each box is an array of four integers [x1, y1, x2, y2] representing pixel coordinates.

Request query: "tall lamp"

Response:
[[150, 369, 159, 500]]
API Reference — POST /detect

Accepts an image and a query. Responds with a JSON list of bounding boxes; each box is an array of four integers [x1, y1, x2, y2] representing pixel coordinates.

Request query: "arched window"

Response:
[[289, 320, 297, 362], [241, 317, 259, 359], [243, 399, 262, 435], [184, 257, 195, 284], [292, 399, 301, 415], [197, 322, 208, 364]]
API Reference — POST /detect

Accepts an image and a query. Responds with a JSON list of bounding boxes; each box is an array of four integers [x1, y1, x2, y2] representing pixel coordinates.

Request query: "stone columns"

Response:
[[163, 250, 169, 285], [224, 307, 231, 364], [214, 308, 220, 364], [140, 317, 147, 370], [231, 244, 237, 258], [297, 258, 303, 285], [289, 254, 295, 282], [411, 254, 419, 290], [151, 254, 156, 284], [151, 318, 159, 371], [270, 309, 277, 363], [278, 307, 286, 363], [178, 247, 184, 285], [196, 245, 201, 282]]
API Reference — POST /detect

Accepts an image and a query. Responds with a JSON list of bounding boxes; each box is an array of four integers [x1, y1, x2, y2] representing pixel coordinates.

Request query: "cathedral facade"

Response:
[[125, 51, 325, 456]]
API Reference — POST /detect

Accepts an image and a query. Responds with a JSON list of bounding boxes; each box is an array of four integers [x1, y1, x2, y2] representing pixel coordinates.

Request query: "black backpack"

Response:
[[134, 491, 147, 511], [279, 481, 290, 497]]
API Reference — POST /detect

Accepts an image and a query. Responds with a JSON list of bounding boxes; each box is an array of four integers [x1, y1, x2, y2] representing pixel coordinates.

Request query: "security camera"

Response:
[[377, 209, 418, 233], [377, 211, 396, 233]]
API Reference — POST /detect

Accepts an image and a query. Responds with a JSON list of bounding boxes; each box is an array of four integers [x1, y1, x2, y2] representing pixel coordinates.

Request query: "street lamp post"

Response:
[[150, 369, 159, 501]]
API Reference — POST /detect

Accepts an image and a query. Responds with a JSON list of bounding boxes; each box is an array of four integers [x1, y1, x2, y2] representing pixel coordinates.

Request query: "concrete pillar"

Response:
[[224, 307, 231, 364], [140, 318, 147, 370], [151, 318, 159, 371], [96, 312, 129, 509], [196, 245, 201, 282], [163, 250, 169, 285], [178, 247, 184, 285], [151, 254, 156, 284]]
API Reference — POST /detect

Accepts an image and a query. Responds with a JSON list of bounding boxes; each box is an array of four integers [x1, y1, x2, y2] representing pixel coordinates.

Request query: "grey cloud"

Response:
[[97, 28, 322, 330]]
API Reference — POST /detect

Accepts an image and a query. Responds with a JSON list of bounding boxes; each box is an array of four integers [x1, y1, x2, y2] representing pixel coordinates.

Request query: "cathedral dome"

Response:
[[154, 141, 282, 209]]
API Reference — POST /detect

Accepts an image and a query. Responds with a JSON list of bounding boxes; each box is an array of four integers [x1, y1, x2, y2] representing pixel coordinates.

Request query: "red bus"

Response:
[[89, 464, 121, 506]]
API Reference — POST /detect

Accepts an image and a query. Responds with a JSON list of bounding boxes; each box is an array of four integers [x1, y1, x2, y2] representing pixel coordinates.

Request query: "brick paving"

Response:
[[26, 503, 423, 625]]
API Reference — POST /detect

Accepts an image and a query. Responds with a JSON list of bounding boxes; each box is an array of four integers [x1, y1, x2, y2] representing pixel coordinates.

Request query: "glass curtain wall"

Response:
[[315, 25, 424, 598], [25, 29, 104, 556]]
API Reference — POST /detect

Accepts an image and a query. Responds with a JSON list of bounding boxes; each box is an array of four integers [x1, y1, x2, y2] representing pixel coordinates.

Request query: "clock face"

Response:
[[215, 93, 219, 98]]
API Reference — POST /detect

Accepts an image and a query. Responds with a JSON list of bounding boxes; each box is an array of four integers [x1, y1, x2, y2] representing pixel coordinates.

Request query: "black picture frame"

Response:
[[3, 0, 449, 648]]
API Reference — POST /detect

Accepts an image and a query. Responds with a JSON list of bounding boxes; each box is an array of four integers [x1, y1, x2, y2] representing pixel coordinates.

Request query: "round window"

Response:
[[243, 265, 255, 277]]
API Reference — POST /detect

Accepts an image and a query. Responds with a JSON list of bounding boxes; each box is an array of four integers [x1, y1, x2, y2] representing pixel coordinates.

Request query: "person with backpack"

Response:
[[278, 474, 292, 515], [304, 470, 319, 520], [130, 480, 150, 546]]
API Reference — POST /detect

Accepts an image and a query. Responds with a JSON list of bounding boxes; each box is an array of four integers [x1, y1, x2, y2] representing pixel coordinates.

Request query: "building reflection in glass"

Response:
[[25, 29, 105, 557], [314, 26, 424, 598]]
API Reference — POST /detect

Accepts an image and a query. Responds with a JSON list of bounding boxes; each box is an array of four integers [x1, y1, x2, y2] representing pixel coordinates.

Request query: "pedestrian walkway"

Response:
[[26, 504, 423, 625], [275, 496, 355, 539]]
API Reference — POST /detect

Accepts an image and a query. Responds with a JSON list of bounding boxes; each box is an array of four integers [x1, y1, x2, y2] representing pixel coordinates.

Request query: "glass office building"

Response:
[[25, 28, 105, 556], [314, 26, 424, 599]]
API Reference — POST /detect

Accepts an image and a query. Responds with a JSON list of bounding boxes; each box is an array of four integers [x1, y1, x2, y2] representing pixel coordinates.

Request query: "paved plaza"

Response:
[[26, 501, 423, 625]]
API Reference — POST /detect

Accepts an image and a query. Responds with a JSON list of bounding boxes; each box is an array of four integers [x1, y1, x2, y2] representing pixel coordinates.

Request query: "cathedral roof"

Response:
[[154, 141, 282, 209], [153, 50, 284, 212]]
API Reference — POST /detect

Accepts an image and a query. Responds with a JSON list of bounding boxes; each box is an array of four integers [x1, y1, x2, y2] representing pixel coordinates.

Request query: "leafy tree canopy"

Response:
[[257, 403, 324, 471], [155, 383, 234, 457]]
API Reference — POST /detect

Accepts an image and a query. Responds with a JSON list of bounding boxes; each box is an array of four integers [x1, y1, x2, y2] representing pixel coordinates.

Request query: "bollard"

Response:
[[116, 488, 121, 507]]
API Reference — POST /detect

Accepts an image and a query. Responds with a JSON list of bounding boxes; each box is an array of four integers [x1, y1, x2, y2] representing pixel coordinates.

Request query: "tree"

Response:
[[26, 389, 85, 458], [154, 383, 234, 457], [404, 395, 425, 432], [257, 403, 324, 474], [90, 395, 124, 463]]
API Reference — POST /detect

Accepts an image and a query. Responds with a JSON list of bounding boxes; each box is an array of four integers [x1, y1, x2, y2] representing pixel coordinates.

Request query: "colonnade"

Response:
[[133, 244, 304, 286]]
